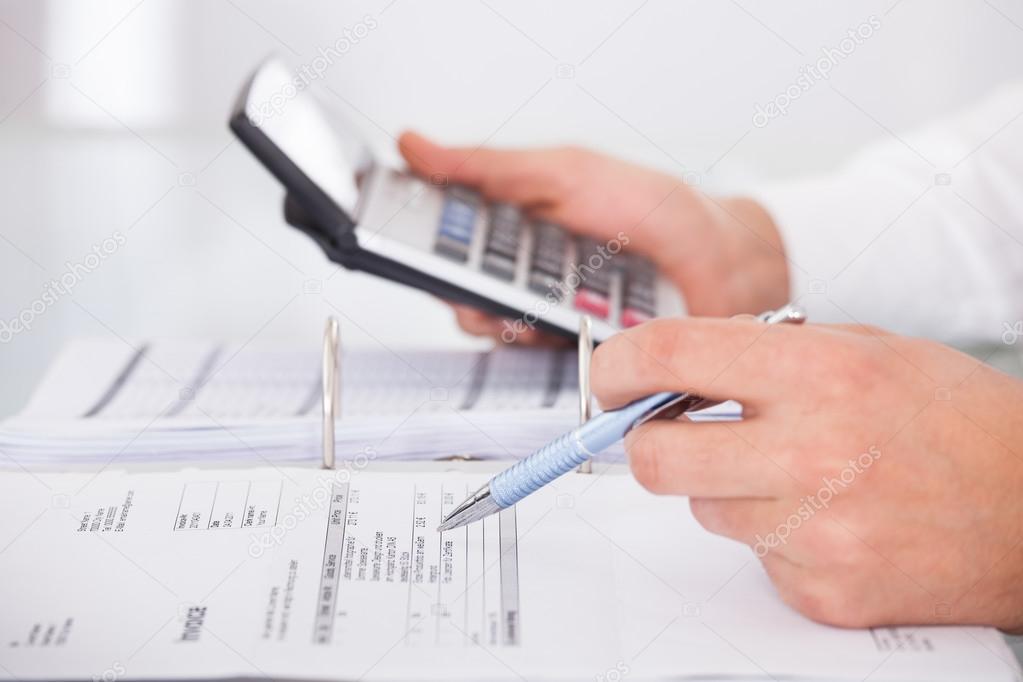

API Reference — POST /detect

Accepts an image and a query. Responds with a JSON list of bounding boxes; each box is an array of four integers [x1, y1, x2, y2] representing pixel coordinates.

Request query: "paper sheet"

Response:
[[0, 465, 1017, 681], [20, 339, 582, 420]]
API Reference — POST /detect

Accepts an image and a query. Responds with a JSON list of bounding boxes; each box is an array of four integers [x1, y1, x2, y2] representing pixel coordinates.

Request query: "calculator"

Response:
[[230, 59, 685, 342]]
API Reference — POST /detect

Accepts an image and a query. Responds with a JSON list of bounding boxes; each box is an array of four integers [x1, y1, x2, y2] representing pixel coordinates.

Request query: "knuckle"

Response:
[[637, 319, 682, 363], [833, 342, 889, 396], [630, 320, 688, 379], [589, 343, 621, 403], [688, 498, 729, 534], [593, 320, 690, 402], [778, 579, 861, 627]]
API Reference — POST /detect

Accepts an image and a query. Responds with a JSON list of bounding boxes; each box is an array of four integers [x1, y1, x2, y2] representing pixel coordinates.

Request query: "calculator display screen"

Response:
[[243, 60, 371, 217]]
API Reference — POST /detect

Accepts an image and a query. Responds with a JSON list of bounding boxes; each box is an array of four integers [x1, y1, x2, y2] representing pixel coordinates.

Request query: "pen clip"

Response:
[[632, 393, 706, 428]]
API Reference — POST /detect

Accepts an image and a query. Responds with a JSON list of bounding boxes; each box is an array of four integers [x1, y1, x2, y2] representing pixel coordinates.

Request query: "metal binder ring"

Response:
[[576, 315, 594, 474], [321, 317, 341, 470]]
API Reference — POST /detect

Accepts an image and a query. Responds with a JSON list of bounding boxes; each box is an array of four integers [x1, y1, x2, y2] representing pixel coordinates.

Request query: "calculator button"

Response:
[[575, 238, 612, 295], [531, 222, 568, 276], [574, 288, 610, 319], [621, 307, 653, 328], [624, 283, 655, 311], [484, 204, 523, 260], [435, 236, 470, 262], [448, 185, 482, 203], [482, 252, 516, 281], [527, 269, 568, 302], [623, 258, 657, 315], [434, 192, 480, 262], [528, 270, 557, 292]]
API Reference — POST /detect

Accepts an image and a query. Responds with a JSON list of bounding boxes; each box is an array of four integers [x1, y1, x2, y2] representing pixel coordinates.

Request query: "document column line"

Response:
[[435, 483, 444, 645], [272, 480, 283, 526], [240, 482, 252, 530], [481, 509, 486, 645], [403, 484, 417, 644], [172, 482, 187, 532], [461, 483, 469, 643], [206, 482, 220, 530]]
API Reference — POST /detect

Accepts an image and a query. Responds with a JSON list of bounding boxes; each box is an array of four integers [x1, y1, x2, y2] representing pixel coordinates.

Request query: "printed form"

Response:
[[0, 466, 1017, 681]]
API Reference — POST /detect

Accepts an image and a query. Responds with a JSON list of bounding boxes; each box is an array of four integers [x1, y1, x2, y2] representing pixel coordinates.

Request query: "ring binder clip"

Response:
[[576, 315, 594, 474], [433, 454, 478, 462], [321, 317, 341, 470]]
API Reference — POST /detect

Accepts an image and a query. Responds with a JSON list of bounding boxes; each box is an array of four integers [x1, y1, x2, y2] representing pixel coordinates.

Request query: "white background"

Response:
[[1, 0, 1023, 417]]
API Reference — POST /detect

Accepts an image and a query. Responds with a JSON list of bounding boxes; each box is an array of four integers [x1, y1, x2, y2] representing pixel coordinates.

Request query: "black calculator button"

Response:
[[482, 252, 516, 281], [623, 258, 657, 315], [435, 236, 470, 262], [528, 270, 565, 299], [531, 222, 568, 277], [575, 238, 612, 295], [485, 204, 523, 260]]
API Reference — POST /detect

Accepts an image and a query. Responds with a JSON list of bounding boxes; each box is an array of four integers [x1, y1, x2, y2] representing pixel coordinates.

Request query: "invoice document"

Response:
[[0, 464, 1017, 681]]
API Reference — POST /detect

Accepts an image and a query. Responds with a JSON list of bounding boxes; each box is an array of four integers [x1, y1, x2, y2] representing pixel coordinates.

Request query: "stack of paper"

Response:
[[0, 410, 595, 464], [18, 338, 585, 420], [2, 338, 738, 465]]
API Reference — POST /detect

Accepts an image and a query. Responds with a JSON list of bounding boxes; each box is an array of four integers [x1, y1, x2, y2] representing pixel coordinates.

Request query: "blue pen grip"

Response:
[[489, 392, 679, 508], [490, 429, 589, 507]]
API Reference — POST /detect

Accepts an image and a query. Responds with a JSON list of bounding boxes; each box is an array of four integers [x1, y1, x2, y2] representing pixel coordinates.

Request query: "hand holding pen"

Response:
[[439, 304, 806, 531]]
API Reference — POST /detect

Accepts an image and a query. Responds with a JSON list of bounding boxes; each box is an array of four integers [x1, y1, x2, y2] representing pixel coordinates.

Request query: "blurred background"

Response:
[[2, 0, 1023, 417]]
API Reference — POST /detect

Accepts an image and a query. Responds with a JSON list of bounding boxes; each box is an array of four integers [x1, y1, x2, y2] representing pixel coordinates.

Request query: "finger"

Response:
[[826, 323, 893, 338], [398, 131, 564, 206], [625, 421, 797, 498], [688, 497, 787, 545], [449, 304, 572, 348], [450, 304, 504, 338], [692, 496, 873, 574], [592, 316, 810, 410], [757, 551, 879, 627], [689, 498, 832, 575]]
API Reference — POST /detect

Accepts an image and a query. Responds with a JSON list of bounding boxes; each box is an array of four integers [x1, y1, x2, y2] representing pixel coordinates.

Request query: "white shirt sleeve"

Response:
[[753, 81, 1023, 345]]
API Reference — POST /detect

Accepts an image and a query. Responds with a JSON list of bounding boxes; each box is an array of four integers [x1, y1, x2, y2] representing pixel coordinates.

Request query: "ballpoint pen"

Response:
[[437, 303, 807, 532]]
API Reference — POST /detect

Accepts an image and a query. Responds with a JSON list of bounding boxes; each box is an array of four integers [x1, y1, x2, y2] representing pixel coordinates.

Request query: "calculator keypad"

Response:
[[432, 187, 661, 328]]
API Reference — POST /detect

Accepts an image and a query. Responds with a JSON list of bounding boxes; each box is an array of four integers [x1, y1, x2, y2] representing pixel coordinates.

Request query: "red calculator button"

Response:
[[574, 289, 610, 319], [621, 307, 652, 328]]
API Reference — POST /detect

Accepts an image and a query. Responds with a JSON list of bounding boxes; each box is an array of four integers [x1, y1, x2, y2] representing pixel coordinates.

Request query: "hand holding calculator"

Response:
[[231, 59, 685, 341]]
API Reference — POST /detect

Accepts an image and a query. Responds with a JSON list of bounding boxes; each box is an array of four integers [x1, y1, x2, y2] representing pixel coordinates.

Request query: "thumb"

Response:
[[397, 131, 561, 206]]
